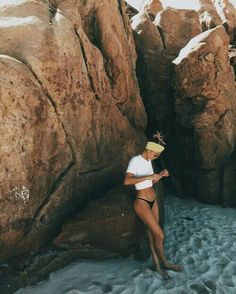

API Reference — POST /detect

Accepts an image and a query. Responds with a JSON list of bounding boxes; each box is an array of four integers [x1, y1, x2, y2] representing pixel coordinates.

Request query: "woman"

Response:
[[124, 139, 182, 279]]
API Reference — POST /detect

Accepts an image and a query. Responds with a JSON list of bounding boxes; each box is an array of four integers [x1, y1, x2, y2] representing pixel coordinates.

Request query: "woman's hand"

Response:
[[160, 169, 169, 177], [149, 173, 160, 181], [150, 173, 161, 183], [152, 170, 169, 183]]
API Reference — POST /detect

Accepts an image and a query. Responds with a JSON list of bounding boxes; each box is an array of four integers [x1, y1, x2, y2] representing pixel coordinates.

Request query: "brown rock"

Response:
[[131, 12, 174, 137], [0, 0, 147, 259], [54, 185, 164, 259], [140, 0, 163, 20], [57, 0, 145, 129], [213, 0, 236, 44], [125, 2, 139, 19], [54, 186, 145, 258], [198, 0, 222, 31], [154, 8, 202, 54], [229, 46, 236, 76], [132, 8, 201, 138], [0, 54, 73, 257], [172, 26, 236, 204]]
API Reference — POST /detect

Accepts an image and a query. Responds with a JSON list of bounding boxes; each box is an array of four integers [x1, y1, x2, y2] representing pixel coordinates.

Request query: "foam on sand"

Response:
[[15, 194, 236, 293]]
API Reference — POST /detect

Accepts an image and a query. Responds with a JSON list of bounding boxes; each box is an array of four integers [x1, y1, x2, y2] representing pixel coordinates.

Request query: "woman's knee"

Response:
[[153, 231, 164, 243]]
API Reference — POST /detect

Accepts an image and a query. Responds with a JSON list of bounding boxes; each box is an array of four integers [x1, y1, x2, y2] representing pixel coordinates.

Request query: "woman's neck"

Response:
[[141, 150, 149, 161]]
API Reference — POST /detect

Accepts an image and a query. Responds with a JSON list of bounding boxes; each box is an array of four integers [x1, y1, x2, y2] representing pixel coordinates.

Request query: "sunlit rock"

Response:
[[198, 0, 222, 31], [172, 26, 236, 205], [0, 0, 146, 259]]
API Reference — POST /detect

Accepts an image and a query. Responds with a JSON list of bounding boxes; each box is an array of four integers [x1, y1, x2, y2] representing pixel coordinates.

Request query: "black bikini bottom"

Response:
[[135, 196, 156, 209]]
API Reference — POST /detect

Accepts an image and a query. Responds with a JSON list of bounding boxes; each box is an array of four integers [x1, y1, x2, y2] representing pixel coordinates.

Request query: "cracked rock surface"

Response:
[[172, 26, 236, 205], [0, 0, 147, 259]]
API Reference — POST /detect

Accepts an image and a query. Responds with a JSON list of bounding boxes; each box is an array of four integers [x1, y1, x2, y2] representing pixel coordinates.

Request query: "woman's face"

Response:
[[148, 150, 161, 160]]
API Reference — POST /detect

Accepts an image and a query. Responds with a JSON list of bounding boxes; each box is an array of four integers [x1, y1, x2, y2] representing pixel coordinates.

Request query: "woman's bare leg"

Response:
[[147, 200, 169, 277], [151, 200, 182, 272], [134, 199, 170, 278], [147, 230, 170, 279], [134, 199, 182, 276]]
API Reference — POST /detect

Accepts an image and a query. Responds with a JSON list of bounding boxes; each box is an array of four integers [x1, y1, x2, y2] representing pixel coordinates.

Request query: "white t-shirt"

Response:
[[126, 155, 154, 190]]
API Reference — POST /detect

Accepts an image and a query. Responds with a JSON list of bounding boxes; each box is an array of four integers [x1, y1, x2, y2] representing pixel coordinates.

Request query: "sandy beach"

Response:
[[15, 194, 236, 294]]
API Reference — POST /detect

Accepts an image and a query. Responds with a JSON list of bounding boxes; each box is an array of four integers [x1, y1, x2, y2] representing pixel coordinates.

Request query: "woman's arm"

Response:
[[124, 173, 160, 186], [152, 169, 169, 183]]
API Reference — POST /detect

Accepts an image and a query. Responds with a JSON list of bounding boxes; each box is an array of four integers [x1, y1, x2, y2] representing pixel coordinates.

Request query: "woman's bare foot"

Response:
[[163, 263, 183, 272], [155, 267, 171, 280]]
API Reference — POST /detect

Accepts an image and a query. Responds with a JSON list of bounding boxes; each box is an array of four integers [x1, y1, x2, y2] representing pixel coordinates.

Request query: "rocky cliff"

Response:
[[0, 0, 147, 260], [1, 0, 236, 263], [131, 0, 236, 206]]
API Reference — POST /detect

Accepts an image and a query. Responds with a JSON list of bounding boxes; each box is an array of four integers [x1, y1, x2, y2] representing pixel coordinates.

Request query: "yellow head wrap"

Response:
[[146, 141, 165, 153]]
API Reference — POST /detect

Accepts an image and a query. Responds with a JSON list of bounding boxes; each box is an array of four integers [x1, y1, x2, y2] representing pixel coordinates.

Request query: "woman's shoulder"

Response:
[[129, 155, 140, 162]]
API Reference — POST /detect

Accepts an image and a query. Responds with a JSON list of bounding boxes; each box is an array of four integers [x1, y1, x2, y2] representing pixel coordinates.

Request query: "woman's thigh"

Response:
[[152, 199, 159, 223], [134, 199, 163, 237]]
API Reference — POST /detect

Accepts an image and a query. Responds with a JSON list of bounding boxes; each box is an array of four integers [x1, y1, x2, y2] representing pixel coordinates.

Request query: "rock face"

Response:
[[131, 4, 236, 206], [140, 0, 163, 20], [0, 0, 147, 259], [54, 184, 165, 259], [198, 0, 222, 31], [229, 46, 236, 75], [54, 187, 144, 258], [198, 0, 236, 44], [172, 26, 236, 205], [154, 8, 202, 54], [125, 2, 139, 18], [132, 8, 201, 137], [213, 0, 236, 44]]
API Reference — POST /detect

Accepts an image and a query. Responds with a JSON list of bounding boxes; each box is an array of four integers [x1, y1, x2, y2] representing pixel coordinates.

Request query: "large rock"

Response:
[[0, 0, 147, 259], [172, 26, 236, 205], [198, 0, 222, 31], [0, 54, 73, 257], [154, 8, 202, 55], [229, 46, 236, 75], [140, 0, 163, 20], [125, 2, 138, 18], [213, 0, 236, 44], [132, 8, 201, 138], [54, 184, 165, 259], [131, 13, 173, 137]]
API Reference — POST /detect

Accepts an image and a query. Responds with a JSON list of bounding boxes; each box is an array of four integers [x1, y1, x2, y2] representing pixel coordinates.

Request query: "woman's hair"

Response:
[[152, 131, 166, 146]]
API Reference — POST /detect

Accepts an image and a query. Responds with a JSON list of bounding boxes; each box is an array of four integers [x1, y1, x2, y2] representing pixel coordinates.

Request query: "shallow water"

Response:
[[15, 194, 236, 294]]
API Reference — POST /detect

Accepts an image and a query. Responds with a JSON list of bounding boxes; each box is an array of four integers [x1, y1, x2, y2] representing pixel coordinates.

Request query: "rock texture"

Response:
[[131, 3, 236, 206], [198, 0, 222, 31], [54, 184, 165, 259], [132, 8, 201, 137], [172, 26, 236, 205], [0, 0, 147, 260], [125, 2, 139, 18], [214, 0, 236, 44], [197, 0, 236, 45], [54, 186, 145, 258], [229, 45, 236, 75], [154, 8, 202, 54], [140, 0, 163, 20]]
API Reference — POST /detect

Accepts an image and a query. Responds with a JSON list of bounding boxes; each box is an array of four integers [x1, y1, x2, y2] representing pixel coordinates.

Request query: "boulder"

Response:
[[229, 46, 236, 75], [0, 0, 147, 259], [125, 2, 138, 19], [54, 185, 165, 259], [140, 0, 163, 20], [154, 8, 202, 54], [131, 12, 174, 137], [132, 8, 201, 138], [0, 54, 73, 258], [213, 0, 236, 44], [198, 0, 222, 31], [172, 26, 236, 204]]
